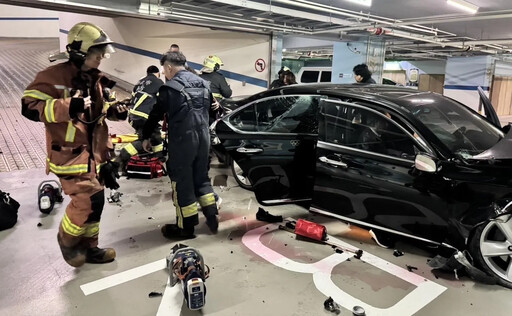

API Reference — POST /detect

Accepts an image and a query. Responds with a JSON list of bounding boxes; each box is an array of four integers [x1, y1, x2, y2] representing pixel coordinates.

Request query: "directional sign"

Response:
[[255, 58, 266, 72]]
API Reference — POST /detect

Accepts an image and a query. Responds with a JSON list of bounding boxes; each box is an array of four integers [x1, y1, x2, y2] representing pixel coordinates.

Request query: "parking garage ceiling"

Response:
[[3, 0, 512, 60]]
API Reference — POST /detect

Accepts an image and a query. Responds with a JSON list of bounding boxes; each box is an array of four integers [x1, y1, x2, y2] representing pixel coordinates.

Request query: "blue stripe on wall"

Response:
[[59, 29, 267, 88], [444, 85, 489, 91], [0, 17, 58, 20]]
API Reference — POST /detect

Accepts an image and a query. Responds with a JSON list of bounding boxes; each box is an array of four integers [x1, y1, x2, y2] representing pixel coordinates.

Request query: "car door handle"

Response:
[[319, 156, 348, 168], [237, 147, 263, 153]]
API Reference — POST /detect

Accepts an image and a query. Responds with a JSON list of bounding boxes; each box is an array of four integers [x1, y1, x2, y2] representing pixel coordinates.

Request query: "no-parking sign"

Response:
[[255, 58, 266, 72]]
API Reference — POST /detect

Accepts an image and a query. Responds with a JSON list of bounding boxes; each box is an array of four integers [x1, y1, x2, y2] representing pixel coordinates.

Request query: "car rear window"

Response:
[[301, 71, 319, 83], [320, 71, 331, 83]]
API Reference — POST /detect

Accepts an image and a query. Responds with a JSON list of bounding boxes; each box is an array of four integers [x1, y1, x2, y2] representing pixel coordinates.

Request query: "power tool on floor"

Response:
[[38, 180, 63, 214], [167, 244, 209, 310]]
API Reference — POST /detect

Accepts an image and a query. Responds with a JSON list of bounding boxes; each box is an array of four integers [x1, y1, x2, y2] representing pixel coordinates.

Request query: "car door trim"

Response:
[[262, 198, 312, 204], [317, 140, 415, 165], [309, 206, 457, 250]]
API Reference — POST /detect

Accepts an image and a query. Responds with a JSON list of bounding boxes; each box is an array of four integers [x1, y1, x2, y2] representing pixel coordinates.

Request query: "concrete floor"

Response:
[[1, 38, 512, 316]]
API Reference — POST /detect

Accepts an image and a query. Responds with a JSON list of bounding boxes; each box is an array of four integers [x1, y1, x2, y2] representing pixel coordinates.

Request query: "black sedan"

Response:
[[213, 84, 512, 288]]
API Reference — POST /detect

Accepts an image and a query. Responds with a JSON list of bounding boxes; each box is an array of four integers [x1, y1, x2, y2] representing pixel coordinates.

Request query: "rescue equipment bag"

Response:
[[126, 155, 166, 179], [0, 190, 20, 231]]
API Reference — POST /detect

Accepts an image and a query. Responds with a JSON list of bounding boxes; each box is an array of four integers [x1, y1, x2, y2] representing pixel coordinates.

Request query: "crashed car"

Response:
[[213, 83, 512, 288]]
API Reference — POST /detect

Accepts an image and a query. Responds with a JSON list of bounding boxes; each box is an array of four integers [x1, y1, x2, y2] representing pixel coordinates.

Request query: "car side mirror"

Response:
[[415, 154, 438, 173]]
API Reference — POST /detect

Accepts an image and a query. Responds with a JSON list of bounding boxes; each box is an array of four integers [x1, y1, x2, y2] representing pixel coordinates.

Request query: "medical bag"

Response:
[[126, 155, 166, 179]]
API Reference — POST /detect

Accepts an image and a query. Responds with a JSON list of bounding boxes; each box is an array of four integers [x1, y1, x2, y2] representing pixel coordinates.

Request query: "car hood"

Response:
[[471, 128, 512, 160]]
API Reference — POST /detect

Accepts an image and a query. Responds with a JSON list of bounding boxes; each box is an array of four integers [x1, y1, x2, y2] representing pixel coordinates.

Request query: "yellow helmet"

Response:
[[66, 22, 115, 58], [203, 55, 224, 71]]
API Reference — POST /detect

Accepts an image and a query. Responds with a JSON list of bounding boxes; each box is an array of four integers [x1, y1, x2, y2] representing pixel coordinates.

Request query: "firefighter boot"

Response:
[[202, 205, 218, 234], [57, 234, 86, 267], [86, 247, 116, 264], [161, 224, 196, 240]]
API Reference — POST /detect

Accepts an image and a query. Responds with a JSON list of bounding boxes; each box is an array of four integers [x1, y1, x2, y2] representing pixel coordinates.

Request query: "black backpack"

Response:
[[0, 190, 20, 231]]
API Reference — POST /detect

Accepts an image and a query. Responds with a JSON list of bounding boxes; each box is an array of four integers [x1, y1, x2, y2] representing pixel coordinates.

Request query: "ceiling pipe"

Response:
[[159, 8, 313, 34]]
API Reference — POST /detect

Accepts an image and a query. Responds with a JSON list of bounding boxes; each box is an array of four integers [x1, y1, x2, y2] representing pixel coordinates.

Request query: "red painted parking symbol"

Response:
[[255, 58, 266, 72]]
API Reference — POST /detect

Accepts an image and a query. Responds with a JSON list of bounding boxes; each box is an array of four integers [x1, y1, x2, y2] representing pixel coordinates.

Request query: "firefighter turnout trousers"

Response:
[[168, 127, 217, 229], [57, 172, 105, 264]]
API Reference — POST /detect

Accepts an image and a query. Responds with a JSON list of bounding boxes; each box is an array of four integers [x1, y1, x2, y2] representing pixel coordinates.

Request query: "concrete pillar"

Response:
[[270, 32, 283, 88], [332, 38, 385, 84], [444, 56, 493, 111]]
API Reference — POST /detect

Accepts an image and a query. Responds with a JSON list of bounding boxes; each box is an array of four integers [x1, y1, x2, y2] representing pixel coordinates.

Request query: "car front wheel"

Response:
[[469, 216, 512, 288], [230, 160, 253, 191]]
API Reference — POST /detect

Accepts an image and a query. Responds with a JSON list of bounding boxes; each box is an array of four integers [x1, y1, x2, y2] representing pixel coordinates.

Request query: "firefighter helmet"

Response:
[[202, 55, 224, 72], [66, 22, 115, 59]]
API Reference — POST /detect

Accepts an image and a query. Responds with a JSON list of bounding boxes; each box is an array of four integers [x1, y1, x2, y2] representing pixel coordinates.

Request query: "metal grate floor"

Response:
[[0, 38, 132, 172]]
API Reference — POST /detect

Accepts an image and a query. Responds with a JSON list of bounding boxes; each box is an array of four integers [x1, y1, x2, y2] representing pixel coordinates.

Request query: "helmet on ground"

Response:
[[203, 55, 224, 72], [66, 22, 115, 59]]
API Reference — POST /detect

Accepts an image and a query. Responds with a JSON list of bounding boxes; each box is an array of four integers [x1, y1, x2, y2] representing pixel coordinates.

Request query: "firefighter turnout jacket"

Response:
[[129, 73, 163, 126], [199, 71, 232, 100], [21, 61, 127, 176]]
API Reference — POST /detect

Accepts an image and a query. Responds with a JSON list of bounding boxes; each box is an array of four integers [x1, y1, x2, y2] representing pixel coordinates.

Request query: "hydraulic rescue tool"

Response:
[[167, 244, 210, 310], [37, 180, 63, 214]]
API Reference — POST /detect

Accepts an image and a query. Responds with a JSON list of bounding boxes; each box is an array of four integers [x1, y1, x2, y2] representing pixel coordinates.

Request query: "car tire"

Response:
[[230, 159, 253, 191], [469, 219, 512, 289]]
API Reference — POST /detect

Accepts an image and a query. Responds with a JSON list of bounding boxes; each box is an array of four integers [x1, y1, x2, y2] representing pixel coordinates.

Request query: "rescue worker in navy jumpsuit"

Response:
[[142, 51, 218, 238], [118, 65, 163, 169]]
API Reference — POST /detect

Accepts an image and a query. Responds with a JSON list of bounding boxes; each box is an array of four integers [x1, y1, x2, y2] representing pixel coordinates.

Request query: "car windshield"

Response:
[[408, 97, 504, 158]]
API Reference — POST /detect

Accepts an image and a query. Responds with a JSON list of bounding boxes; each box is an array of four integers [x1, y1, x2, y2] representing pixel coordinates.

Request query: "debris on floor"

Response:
[[107, 190, 123, 203], [393, 249, 404, 257], [256, 207, 283, 223], [323, 297, 341, 314], [428, 251, 497, 285], [148, 291, 163, 298], [406, 265, 418, 272], [352, 305, 366, 316], [148, 216, 154, 220], [37, 222, 42, 227]]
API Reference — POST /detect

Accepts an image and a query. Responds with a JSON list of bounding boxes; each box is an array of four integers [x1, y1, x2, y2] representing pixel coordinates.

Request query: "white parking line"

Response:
[[242, 222, 447, 316], [80, 259, 166, 295]]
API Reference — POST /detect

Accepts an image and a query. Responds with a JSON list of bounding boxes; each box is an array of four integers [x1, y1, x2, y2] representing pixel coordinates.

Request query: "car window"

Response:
[[320, 71, 332, 82], [228, 104, 257, 131], [301, 71, 319, 83], [319, 103, 419, 160], [409, 98, 504, 157], [255, 95, 320, 133]]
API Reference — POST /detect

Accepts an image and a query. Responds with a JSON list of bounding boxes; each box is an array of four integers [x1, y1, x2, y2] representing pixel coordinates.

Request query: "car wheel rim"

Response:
[[233, 161, 250, 186], [479, 216, 512, 283]]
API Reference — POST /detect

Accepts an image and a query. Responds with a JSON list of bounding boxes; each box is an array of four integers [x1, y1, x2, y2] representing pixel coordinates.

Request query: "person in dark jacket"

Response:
[[142, 51, 219, 239], [353, 63, 376, 84], [199, 55, 232, 101], [269, 66, 291, 89], [118, 65, 163, 168]]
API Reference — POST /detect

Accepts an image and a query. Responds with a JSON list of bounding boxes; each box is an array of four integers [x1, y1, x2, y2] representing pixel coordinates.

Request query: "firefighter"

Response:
[[142, 51, 218, 239], [118, 65, 164, 169], [21, 22, 128, 267], [199, 55, 232, 101]]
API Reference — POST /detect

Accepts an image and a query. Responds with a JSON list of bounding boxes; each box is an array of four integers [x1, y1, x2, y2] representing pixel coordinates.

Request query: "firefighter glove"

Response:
[[99, 160, 120, 190]]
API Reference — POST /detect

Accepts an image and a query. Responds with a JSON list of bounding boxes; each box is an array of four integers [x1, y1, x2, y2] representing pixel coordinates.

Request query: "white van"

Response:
[[297, 67, 332, 83]]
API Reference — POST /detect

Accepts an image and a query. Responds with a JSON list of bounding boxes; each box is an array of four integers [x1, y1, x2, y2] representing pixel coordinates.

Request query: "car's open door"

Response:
[[478, 86, 502, 129], [215, 95, 320, 205]]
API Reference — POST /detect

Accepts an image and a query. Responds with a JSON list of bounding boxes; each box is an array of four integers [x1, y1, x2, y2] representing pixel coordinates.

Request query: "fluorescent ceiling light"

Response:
[[447, 0, 479, 14], [345, 0, 372, 6]]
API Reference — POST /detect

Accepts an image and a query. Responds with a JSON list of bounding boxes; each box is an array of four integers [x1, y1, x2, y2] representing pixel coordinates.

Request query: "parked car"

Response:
[[214, 83, 512, 288], [297, 67, 332, 83]]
